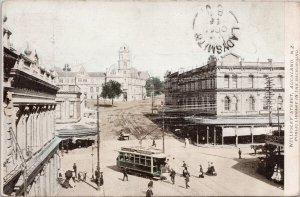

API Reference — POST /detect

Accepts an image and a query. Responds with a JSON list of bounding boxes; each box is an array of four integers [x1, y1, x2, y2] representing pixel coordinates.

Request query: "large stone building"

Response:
[[2, 18, 61, 196], [106, 46, 149, 101], [164, 53, 284, 145], [55, 65, 106, 100], [55, 46, 149, 104]]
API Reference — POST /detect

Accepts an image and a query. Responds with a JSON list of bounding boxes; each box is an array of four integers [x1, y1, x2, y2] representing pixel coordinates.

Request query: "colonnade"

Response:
[[13, 104, 56, 160], [27, 152, 60, 196]]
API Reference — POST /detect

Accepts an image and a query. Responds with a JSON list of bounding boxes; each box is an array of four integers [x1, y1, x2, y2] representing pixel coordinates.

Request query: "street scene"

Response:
[[2, 1, 287, 197], [56, 98, 283, 196]]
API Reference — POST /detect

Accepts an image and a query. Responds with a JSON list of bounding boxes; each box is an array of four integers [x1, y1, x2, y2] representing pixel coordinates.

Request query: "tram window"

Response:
[[146, 157, 151, 166], [119, 152, 124, 161], [140, 156, 146, 165], [130, 154, 134, 163], [135, 155, 140, 163], [124, 153, 129, 161]]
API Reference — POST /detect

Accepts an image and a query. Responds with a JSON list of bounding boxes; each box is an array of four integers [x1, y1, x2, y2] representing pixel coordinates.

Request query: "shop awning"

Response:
[[185, 115, 284, 125]]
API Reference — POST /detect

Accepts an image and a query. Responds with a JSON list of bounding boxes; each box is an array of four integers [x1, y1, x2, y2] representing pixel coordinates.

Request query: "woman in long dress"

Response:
[[271, 164, 278, 180]]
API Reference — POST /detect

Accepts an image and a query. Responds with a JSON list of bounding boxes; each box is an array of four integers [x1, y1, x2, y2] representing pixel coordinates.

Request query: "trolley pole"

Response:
[[162, 105, 165, 153], [96, 95, 100, 190], [277, 106, 280, 137]]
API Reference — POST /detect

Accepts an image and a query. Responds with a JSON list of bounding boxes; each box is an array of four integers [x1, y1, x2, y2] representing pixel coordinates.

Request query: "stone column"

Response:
[[250, 126, 254, 144], [221, 126, 224, 145], [235, 126, 238, 147], [206, 126, 209, 144], [213, 127, 216, 145]]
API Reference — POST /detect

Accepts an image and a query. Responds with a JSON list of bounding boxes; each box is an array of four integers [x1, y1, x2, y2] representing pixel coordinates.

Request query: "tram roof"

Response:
[[119, 146, 166, 157]]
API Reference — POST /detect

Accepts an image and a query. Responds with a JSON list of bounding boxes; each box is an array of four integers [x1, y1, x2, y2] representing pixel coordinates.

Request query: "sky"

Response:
[[3, 0, 285, 79]]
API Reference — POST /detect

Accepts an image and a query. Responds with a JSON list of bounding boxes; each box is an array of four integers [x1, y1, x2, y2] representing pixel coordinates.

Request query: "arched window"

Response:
[[249, 96, 255, 111], [224, 96, 230, 111], [249, 74, 254, 88], [232, 75, 238, 88], [278, 96, 283, 110], [224, 75, 229, 88], [232, 96, 238, 111]]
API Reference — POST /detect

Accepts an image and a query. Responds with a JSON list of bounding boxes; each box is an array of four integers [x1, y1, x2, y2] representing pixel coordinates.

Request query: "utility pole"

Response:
[[162, 105, 165, 153], [277, 105, 281, 137], [151, 78, 155, 114], [265, 76, 274, 127], [96, 95, 100, 190]]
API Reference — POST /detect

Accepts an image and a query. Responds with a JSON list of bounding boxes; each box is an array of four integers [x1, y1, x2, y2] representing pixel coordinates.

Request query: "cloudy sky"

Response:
[[3, 0, 284, 79]]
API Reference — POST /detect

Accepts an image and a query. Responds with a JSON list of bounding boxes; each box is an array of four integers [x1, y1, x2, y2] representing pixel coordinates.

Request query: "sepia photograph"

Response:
[[1, 0, 299, 196]]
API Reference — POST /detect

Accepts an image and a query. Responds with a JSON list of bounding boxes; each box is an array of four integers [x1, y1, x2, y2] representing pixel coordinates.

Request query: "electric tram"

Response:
[[116, 146, 167, 178]]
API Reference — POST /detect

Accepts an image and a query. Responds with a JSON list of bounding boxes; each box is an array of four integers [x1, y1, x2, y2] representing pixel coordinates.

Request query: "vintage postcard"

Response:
[[1, 0, 299, 196]]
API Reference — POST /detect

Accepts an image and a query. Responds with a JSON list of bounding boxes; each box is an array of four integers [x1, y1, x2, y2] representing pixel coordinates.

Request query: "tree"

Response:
[[145, 77, 164, 97], [100, 80, 122, 106]]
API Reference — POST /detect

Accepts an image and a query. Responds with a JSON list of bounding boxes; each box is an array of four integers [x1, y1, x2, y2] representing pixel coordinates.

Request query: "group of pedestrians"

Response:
[[169, 160, 218, 189]]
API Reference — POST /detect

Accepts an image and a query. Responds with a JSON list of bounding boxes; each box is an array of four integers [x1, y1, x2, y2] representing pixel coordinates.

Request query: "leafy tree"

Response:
[[145, 77, 164, 97], [100, 80, 122, 105]]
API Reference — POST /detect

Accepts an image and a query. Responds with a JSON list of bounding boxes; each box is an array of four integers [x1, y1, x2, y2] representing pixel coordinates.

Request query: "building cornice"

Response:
[[10, 69, 59, 95]]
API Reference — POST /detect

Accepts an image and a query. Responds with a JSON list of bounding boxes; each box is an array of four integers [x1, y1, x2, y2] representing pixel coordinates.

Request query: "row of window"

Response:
[[55, 102, 75, 120], [58, 77, 103, 84], [167, 75, 284, 91], [179, 79, 215, 92], [223, 74, 284, 89], [168, 95, 284, 112], [223, 95, 283, 111], [90, 87, 100, 93]]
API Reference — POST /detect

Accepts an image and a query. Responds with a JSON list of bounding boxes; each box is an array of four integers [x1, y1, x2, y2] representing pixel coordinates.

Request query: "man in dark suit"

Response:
[[122, 167, 128, 181]]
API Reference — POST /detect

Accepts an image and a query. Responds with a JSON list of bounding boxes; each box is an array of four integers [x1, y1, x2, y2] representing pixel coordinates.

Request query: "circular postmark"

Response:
[[193, 4, 240, 55]]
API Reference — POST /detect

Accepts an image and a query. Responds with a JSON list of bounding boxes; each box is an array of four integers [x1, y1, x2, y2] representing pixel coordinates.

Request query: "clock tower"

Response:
[[118, 45, 130, 69]]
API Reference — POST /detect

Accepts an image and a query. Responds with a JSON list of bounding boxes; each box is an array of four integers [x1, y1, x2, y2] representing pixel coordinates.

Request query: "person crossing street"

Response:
[[122, 167, 128, 181]]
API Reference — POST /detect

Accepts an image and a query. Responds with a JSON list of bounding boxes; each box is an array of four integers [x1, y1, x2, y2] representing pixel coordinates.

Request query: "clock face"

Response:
[[193, 4, 240, 56]]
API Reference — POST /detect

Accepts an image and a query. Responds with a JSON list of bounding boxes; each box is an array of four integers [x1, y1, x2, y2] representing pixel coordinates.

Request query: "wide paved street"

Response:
[[57, 98, 283, 196]]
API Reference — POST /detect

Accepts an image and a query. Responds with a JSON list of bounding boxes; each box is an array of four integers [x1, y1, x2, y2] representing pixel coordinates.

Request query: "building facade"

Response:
[[55, 82, 82, 124], [2, 19, 61, 196], [164, 53, 284, 145], [106, 46, 149, 101], [54, 65, 106, 113]]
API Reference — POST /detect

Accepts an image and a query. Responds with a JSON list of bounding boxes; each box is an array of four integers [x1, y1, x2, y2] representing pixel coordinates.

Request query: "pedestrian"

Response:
[[152, 139, 156, 147], [165, 159, 170, 172], [170, 169, 176, 184], [146, 187, 153, 197], [100, 172, 104, 186], [238, 148, 242, 159], [207, 162, 211, 173], [182, 161, 187, 168], [95, 166, 101, 186], [122, 167, 128, 181], [183, 167, 189, 178], [199, 165, 204, 178], [271, 164, 278, 180], [73, 163, 77, 178], [185, 173, 190, 189], [148, 180, 153, 189], [210, 162, 216, 175]]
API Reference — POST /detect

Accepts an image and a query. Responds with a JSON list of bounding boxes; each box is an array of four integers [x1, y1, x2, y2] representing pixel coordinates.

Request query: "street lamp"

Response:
[[91, 147, 94, 180], [96, 95, 101, 190]]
